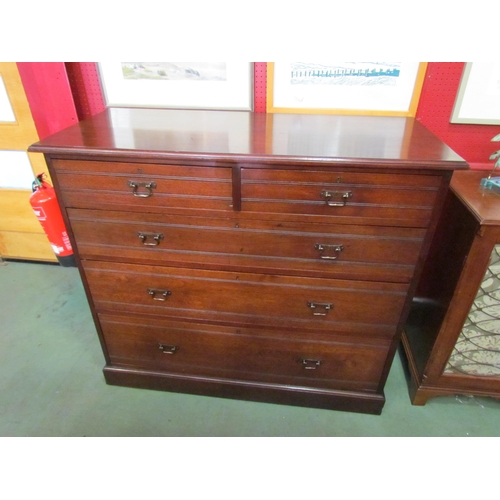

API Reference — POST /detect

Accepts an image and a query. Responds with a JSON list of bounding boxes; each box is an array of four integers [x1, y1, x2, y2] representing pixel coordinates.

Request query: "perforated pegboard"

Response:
[[253, 62, 267, 112], [417, 63, 500, 168], [65, 63, 105, 120]]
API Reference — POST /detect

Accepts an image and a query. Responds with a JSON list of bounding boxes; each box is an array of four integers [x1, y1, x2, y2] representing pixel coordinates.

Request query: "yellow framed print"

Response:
[[267, 62, 427, 116]]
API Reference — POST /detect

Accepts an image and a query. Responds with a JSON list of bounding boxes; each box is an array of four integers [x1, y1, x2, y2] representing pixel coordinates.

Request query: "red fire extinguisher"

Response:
[[30, 173, 75, 267]]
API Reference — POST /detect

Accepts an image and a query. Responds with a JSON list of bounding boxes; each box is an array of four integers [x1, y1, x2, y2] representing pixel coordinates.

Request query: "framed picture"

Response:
[[267, 62, 427, 116], [98, 62, 253, 111], [451, 63, 500, 125]]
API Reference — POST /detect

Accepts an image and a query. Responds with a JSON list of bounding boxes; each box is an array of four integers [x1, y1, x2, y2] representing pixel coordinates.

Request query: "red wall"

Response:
[[17, 62, 79, 140]]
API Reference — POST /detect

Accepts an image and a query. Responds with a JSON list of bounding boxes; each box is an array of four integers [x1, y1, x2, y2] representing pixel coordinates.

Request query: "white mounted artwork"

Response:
[[98, 62, 253, 111], [451, 63, 500, 125]]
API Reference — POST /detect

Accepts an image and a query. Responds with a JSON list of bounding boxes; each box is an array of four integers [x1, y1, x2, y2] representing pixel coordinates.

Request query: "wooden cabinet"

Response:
[[29, 108, 467, 414], [402, 170, 500, 404]]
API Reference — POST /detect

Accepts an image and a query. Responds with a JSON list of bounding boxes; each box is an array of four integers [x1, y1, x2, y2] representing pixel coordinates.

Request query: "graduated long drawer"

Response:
[[82, 261, 409, 337], [99, 313, 391, 393], [69, 209, 425, 283]]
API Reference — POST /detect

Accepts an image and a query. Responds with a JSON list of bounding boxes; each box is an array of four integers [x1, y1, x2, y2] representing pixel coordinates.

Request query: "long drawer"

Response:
[[68, 209, 425, 282], [241, 168, 441, 226], [99, 313, 391, 392], [83, 261, 408, 337], [51, 159, 233, 212]]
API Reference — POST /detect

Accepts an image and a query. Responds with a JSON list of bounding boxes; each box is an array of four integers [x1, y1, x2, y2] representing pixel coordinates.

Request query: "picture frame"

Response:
[[98, 62, 253, 111], [451, 62, 500, 125], [267, 62, 427, 116]]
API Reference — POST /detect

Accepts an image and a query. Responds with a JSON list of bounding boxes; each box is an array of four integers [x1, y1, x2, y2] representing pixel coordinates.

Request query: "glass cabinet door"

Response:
[[445, 245, 500, 377]]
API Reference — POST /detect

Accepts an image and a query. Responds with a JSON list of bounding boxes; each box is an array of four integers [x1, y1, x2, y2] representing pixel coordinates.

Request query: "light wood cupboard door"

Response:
[[0, 62, 56, 262]]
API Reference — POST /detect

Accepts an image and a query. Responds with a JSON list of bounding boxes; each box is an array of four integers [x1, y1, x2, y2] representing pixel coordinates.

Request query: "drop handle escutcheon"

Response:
[[321, 190, 352, 207], [148, 288, 172, 301], [315, 243, 344, 260], [128, 180, 157, 198], [307, 301, 333, 316], [138, 232, 164, 246], [158, 344, 179, 355], [300, 358, 322, 370]]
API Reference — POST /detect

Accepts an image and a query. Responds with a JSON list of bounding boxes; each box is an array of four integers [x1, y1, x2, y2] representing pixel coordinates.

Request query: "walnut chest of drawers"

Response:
[[30, 108, 467, 414]]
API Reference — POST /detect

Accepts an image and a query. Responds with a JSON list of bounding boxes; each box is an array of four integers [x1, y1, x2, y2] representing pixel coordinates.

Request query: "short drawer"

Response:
[[51, 159, 233, 213], [83, 261, 408, 338], [241, 168, 441, 226], [99, 314, 391, 392], [69, 209, 425, 282]]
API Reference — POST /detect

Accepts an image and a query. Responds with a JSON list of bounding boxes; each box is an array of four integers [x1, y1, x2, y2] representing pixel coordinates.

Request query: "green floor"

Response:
[[1, 260, 499, 437]]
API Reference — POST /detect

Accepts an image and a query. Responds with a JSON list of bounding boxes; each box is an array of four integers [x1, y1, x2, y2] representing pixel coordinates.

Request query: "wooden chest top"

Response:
[[29, 107, 467, 170]]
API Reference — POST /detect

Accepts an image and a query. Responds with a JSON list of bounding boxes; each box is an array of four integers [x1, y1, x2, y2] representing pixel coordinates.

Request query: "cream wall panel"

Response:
[[0, 150, 35, 189], [0, 63, 39, 150], [0, 75, 15, 122]]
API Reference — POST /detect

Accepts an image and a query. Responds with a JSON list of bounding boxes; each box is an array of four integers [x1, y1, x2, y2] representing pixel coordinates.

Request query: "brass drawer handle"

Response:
[[301, 358, 322, 370], [158, 344, 179, 355], [315, 243, 344, 260], [321, 190, 352, 207], [128, 180, 157, 198], [307, 301, 333, 316], [148, 288, 172, 301], [138, 232, 164, 246]]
